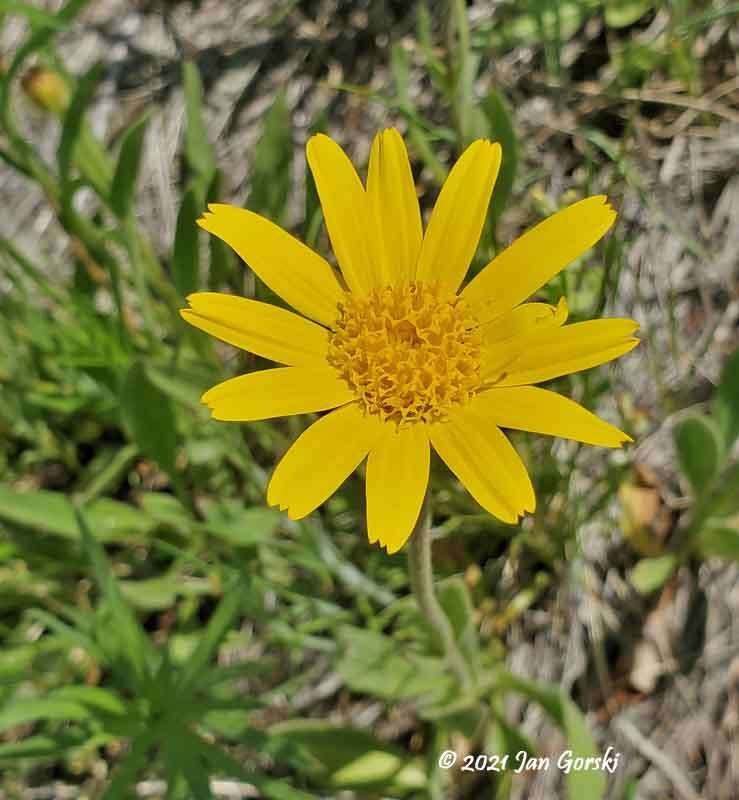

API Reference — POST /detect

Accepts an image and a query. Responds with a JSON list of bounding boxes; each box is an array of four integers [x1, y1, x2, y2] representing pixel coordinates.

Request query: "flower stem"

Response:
[[407, 495, 474, 691]]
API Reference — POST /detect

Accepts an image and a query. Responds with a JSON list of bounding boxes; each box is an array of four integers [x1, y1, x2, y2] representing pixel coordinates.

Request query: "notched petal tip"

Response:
[[267, 481, 309, 521], [377, 536, 403, 556], [181, 291, 219, 310], [599, 196, 618, 222], [580, 194, 618, 234], [307, 132, 331, 143], [265, 485, 288, 514], [591, 193, 614, 209], [197, 203, 232, 229], [180, 293, 208, 313], [597, 425, 634, 449], [471, 139, 503, 162]]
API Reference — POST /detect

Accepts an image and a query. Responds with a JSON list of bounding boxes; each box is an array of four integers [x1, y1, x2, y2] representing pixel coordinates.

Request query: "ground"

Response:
[[0, 1, 737, 798]]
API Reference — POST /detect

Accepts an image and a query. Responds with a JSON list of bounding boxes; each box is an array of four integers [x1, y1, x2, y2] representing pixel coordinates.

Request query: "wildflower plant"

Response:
[[183, 128, 639, 702], [4, 1, 737, 797]]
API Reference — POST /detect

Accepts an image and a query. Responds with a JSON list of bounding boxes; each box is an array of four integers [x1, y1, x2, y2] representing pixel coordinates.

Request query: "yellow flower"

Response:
[[181, 129, 638, 554]]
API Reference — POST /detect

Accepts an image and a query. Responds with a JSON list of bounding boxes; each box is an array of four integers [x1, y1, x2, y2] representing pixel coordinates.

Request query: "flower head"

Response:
[[181, 129, 638, 553]]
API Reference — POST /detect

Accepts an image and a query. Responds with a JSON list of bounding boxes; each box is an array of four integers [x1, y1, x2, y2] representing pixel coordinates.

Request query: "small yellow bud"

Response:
[[464, 563, 482, 588], [21, 67, 70, 115]]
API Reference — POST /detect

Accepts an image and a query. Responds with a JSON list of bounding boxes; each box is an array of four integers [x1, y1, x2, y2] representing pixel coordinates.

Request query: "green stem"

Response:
[[407, 495, 473, 691]]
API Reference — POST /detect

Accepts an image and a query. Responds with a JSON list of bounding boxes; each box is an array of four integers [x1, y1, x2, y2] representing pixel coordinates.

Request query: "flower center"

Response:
[[327, 281, 483, 426]]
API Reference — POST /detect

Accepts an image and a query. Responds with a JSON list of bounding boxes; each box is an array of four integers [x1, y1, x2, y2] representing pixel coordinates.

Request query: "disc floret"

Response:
[[327, 282, 483, 426]]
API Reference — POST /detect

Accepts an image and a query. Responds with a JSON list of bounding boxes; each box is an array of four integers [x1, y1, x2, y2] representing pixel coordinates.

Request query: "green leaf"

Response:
[[58, 62, 103, 187], [120, 360, 178, 475], [205, 506, 282, 545], [695, 522, 739, 561], [714, 346, 739, 447], [336, 626, 452, 703], [437, 577, 479, 669], [302, 521, 395, 606], [482, 89, 518, 236], [709, 462, 739, 517], [175, 582, 244, 696], [119, 574, 210, 611], [674, 415, 722, 494], [629, 553, 677, 594], [139, 492, 191, 533], [246, 90, 292, 224], [25, 609, 104, 663], [0, 644, 36, 683], [415, 1, 448, 93], [271, 720, 426, 793], [102, 732, 155, 800], [138, 492, 192, 532], [302, 110, 327, 246], [172, 185, 200, 299], [110, 112, 150, 219], [146, 362, 210, 409], [0, 486, 154, 540], [623, 779, 639, 800], [488, 708, 536, 759], [77, 443, 139, 504], [0, 697, 92, 733], [181, 732, 316, 800], [76, 507, 154, 691], [1, 2, 66, 28], [164, 734, 214, 800], [206, 168, 234, 288], [605, 0, 653, 28], [50, 685, 128, 717], [0, 733, 84, 762], [182, 61, 216, 184], [498, 673, 606, 800]]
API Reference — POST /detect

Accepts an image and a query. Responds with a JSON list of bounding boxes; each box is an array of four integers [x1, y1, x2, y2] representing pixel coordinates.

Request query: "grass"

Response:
[[0, 0, 738, 798]]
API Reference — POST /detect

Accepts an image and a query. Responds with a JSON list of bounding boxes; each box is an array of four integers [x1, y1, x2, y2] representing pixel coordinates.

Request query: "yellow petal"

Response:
[[366, 424, 429, 554], [475, 386, 632, 447], [267, 403, 383, 519], [495, 318, 639, 386], [462, 196, 617, 322], [481, 297, 568, 347], [416, 140, 502, 292], [306, 134, 375, 294], [201, 367, 355, 421], [429, 405, 535, 523], [367, 128, 423, 284], [480, 298, 568, 381], [181, 292, 329, 367], [198, 204, 343, 327]]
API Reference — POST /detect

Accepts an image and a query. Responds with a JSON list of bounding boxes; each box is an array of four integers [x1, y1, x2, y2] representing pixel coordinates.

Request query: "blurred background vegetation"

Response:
[[0, 0, 738, 798]]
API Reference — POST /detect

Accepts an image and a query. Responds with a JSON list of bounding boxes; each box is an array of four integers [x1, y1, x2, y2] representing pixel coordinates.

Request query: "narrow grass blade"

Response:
[[110, 112, 151, 219], [173, 184, 200, 298]]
